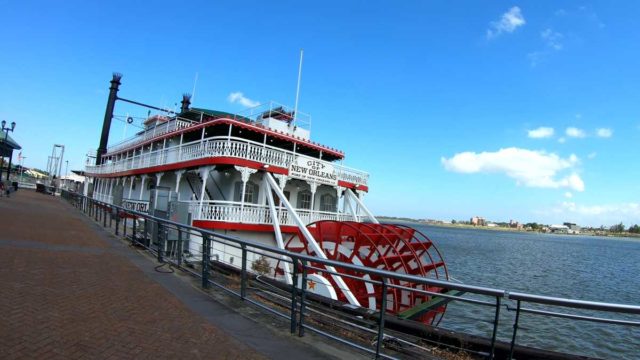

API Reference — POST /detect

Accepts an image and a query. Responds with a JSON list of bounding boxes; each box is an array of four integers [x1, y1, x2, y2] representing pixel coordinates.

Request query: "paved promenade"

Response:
[[0, 190, 353, 359]]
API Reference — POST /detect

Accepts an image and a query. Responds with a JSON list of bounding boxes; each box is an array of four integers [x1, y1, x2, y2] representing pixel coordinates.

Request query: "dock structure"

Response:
[[0, 190, 355, 360]]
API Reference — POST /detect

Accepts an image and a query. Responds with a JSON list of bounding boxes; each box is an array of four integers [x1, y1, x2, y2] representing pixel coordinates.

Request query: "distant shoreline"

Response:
[[377, 217, 640, 239]]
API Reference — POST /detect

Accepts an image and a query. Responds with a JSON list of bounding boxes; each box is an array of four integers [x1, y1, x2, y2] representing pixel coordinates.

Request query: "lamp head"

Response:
[[11, 122, 15, 131], [1, 120, 5, 128]]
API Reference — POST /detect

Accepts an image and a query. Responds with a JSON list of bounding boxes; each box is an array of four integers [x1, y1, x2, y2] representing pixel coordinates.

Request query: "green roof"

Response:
[[182, 108, 254, 123], [0, 133, 21, 157]]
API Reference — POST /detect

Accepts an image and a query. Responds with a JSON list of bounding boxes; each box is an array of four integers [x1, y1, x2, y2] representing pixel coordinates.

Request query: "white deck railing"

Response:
[[187, 200, 358, 225], [93, 193, 113, 204], [107, 118, 194, 153], [87, 136, 369, 187]]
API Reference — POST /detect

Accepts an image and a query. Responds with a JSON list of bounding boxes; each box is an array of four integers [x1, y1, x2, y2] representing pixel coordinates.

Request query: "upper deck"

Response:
[[86, 103, 369, 190]]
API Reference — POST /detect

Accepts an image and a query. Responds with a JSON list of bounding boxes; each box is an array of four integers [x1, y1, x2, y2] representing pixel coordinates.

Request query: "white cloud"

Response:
[[596, 128, 613, 138], [541, 28, 564, 50], [227, 92, 260, 107], [565, 192, 573, 198], [487, 7, 526, 38], [441, 147, 584, 191], [552, 202, 640, 226], [587, 152, 597, 159], [560, 202, 640, 217], [566, 127, 586, 138], [528, 126, 554, 139]]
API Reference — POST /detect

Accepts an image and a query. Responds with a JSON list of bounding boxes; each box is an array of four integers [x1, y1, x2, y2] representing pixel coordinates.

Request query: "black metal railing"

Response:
[[60, 190, 640, 360]]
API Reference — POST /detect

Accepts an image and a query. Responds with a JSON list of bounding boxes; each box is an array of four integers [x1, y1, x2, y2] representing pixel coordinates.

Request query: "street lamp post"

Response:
[[1, 120, 16, 181]]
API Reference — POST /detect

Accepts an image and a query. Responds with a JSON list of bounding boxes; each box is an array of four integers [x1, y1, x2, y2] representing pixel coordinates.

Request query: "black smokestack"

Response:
[[180, 93, 192, 114], [96, 73, 122, 165]]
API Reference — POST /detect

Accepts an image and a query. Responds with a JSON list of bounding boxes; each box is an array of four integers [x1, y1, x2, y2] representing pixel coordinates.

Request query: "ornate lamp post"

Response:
[[1, 120, 16, 180]]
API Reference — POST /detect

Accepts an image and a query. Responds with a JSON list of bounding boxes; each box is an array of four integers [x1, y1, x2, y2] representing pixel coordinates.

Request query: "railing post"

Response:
[[298, 260, 308, 337], [240, 244, 247, 300], [109, 207, 113, 228], [375, 279, 388, 359], [508, 300, 522, 360], [177, 228, 183, 266], [129, 216, 135, 245], [143, 218, 148, 246], [490, 296, 502, 359], [157, 222, 164, 263], [115, 211, 120, 235], [122, 212, 127, 240], [289, 257, 299, 334], [201, 233, 210, 289]]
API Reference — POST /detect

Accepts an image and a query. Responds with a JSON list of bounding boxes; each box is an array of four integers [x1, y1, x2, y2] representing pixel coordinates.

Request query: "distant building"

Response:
[[549, 224, 569, 233], [509, 219, 523, 230], [563, 222, 581, 234], [470, 216, 486, 226]]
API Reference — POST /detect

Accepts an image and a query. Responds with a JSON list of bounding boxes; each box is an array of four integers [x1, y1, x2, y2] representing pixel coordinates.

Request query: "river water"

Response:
[[409, 224, 640, 359]]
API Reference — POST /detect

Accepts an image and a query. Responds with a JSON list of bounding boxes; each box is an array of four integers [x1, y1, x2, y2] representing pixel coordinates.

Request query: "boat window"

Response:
[[297, 190, 312, 209], [234, 181, 259, 204], [320, 193, 336, 212]]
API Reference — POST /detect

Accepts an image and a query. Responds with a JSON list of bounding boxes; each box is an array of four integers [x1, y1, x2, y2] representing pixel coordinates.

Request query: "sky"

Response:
[[1, 1, 639, 227]]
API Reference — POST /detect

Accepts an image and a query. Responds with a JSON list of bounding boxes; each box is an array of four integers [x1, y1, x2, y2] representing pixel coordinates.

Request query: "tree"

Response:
[[525, 222, 541, 230], [610, 222, 625, 233], [629, 224, 640, 234]]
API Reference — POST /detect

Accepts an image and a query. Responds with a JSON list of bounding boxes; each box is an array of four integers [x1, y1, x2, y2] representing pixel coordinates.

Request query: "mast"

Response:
[[293, 49, 304, 123]]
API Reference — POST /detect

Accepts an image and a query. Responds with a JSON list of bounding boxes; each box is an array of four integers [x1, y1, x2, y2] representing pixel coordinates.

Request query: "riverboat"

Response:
[[84, 74, 449, 324]]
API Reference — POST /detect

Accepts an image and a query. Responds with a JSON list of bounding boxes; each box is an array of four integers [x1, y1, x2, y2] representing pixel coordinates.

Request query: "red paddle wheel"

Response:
[[274, 220, 450, 325]]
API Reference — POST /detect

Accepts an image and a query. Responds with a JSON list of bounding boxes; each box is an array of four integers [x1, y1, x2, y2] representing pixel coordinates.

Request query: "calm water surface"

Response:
[[410, 224, 640, 359]]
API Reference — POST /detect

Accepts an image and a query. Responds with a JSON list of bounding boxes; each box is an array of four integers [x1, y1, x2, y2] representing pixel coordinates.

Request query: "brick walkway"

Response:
[[0, 191, 339, 359]]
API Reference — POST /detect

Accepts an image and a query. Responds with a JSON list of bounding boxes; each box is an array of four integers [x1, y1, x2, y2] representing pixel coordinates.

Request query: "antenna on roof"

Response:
[[293, 49, 304, 124], [191, 72, 199, 104]]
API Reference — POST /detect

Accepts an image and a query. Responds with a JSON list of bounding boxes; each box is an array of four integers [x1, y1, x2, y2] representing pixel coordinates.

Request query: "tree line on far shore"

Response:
[[610, 223, 640, 234]]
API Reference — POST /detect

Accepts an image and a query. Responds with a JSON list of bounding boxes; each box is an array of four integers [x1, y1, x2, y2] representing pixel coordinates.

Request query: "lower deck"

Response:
[[90, 165, 368, 228]]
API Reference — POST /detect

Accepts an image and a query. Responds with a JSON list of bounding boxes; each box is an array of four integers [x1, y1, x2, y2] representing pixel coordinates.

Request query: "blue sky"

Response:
[[1, 1, 639, 226]]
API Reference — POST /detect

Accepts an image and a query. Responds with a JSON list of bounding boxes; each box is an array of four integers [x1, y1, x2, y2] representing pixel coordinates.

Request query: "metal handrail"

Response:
[[81, 193, 640, 312], [508, 292, 640, 314], [61, 191, 640, 360]]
